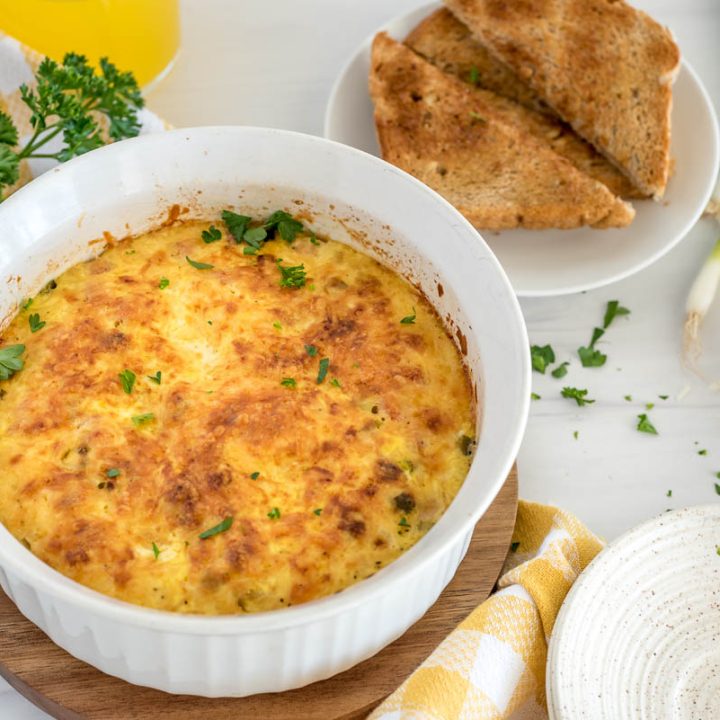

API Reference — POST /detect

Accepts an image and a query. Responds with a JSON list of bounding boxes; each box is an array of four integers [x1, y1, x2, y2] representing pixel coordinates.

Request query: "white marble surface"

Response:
[[1, 0, 719, 715]]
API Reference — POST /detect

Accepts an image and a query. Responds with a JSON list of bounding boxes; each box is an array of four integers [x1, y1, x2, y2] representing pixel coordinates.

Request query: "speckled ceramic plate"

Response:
[[547, 505, 720, 719]]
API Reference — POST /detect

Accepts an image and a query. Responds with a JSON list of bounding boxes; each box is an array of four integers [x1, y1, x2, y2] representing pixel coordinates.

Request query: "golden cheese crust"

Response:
[[0, 217, 475, 614]]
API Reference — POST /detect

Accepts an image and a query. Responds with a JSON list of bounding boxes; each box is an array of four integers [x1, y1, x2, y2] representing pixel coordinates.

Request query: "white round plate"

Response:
[[547, 505, 720, 719], [324, 1, 720, 297]]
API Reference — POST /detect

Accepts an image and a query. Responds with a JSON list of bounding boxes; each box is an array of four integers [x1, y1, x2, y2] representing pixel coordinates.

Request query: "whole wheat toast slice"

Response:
[[443, 0, 680, 198], [369, 32, 634, 230], [405, 8, 644, 199]]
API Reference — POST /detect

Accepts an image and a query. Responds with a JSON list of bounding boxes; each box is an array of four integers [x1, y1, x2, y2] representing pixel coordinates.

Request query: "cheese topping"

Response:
[[0, 216, 475, 614]]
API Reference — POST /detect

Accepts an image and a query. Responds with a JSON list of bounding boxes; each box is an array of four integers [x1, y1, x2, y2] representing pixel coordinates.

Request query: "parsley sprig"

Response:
[[0, 53, 143, 198], [0, 344, 25, 381], [277, 260, 307, 288], [561, 387, 595, 407]]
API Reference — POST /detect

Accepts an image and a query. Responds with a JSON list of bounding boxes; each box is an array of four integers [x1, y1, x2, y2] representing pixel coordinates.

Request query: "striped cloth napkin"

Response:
[[370, 501, 603, 720], [0, 31, 605, 720]]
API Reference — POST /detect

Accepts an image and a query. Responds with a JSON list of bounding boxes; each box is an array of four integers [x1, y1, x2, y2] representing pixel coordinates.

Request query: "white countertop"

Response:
[[2, 0, 718, 715]]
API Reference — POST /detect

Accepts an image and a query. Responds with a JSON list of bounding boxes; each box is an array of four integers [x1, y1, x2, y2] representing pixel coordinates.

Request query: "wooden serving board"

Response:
[[0, 467, 517, 720]]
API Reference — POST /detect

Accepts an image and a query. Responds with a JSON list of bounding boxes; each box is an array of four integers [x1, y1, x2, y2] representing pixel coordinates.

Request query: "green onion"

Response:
[[684, 237, 720, 368]]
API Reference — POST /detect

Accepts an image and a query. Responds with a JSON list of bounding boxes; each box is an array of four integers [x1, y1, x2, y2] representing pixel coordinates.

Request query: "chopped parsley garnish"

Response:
[[659, 395, 669, 400], [530, 344, 555, 374], [573, 431, 579, 440], [250, 471, 260, 480], [28, 313, 46, 333], [201, 224, 222, 243], [469, 111, 486, 123], [400, 307, 416, 324], [313, 508, 323, 516], [221, 210, 252, 244], [646, 402, 655, 410], [280, 377, 297, 389], [158, 277, 170, 289], [0, 344, 25, 381], [551, 361, 569, 379], [152, 542, 160, 559], [666, 489, 672, 497], [398, 516, 411, 528], [531, 392, 541, 400], [317, 357, 330, 384], [267, 507, 281, 520], [305, 344, 318, 357], [578, 327, 607, 367], [624, 395, 633, 402], [199, 516, 233, 539], [244, 226, 267, 248], [636, 414, 658, 435], [330, 378, 342, 388], [698, 449, 708, 456], [186, 256, 214, 270], [510, 541, 520, 552], [273, 321, 282, 330], [131, 412, 155, 427], [277, 261, 307, 288], [469, 65, 480, 85], [715, 482, 720, 495], [118, 368, 136, 394], [561, 386, 595, 406], [21, 298, 33, 311], [147, 371, 162, 385], [106, 468, 120, 478], [264, 210, 305, 243], [603, 300, 630, 329]]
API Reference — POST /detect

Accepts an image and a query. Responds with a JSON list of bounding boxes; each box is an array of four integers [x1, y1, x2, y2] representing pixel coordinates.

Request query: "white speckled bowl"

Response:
[[548, 505, 720, 719], [0, 127, 529, 696]]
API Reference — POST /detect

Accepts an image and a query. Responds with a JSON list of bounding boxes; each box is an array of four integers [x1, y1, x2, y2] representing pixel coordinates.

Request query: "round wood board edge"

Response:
[[0, 466, 518, 720]]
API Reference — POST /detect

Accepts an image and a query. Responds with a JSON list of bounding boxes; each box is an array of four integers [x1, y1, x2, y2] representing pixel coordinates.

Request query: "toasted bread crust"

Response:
[[444, 0, 680, 198], [369, 33, 634, 230], [406, 8, 645, 199]]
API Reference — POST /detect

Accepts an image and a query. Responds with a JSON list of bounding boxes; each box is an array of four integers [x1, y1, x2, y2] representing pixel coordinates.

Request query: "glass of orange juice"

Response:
[[0, 0, 180, 88]]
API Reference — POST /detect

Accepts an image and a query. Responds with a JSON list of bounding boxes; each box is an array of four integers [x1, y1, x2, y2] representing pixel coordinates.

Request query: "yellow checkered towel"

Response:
[[0, 31, 165, 197], [370, 501, 604, 720]]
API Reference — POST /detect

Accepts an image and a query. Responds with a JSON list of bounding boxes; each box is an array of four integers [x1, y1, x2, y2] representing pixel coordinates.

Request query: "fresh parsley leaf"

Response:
[[510, 541, 520, 552], [106, 468, 121, 478], [277, 261, 306, 288], [147, 371, 162, 385], [400, 307, 416, 324], [201, 225, 222, 243], [0, 144, 20, 191], [317, 357, 330, 384], [469, 65, 480, 85], [551, 361, 569, 379], [531, 392, 541, 400], [0, 111, 19, 146], [264, 210, 305, 243], [578, 345, 607, 368], [603, 300, 630, 329], [250, 471, 260, 480], [561, 386, 595, 406], [131, 412, 155, 427], [330, 377, 342, 388], [244, 226, 267, 248], [267, 507, 281, 520], [221, 210, 252, 244], [118, 368, 135, 394], [186, 256, 214, 270], [0, 344, 25, 381], [313, 508, 322, 516], [152, 542, 160, 559], [28, 313, 46, 333], [280, 377, 297, 389], [305, 344, 318, 357], [715, 482, 720, 495], [530, 344, 555, 374], [590, 327, 605, 346], [636, 413, 658, 435], [158, 277, 170, 289], [199, 516, 233, 539]]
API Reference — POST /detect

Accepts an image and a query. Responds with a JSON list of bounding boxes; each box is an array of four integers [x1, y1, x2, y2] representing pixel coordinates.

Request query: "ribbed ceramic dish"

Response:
[[0, 127, 529, 697], [548, 505, 720, 719]]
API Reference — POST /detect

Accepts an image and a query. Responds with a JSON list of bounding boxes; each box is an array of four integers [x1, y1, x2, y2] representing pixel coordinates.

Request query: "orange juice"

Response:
[[0, 0, 180, 87]]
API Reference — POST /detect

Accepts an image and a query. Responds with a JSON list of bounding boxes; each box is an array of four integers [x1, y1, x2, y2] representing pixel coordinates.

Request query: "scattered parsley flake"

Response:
[[199, 516, 233, 539], [186, 255, 214, 270], [273, 321, 282, 330], [659, 395, 669, 400], [561, 386, 595, 406], [305, 344, 318, 357], [0, 344, 25, 381], [152, 542, 160, 559], [698, 449, 708, 456], [201, 225, 222, 243], [313, 508, 323, 516], [250, 471, 260, 480], [636, 414, 658, 435], [573, 430, 579, 440], [267, 507, 281, 520], [118, 368, 136, 394], [106, 468, 120, 478], [131, 412, 155, 427], [398, 517, 411, 528], [624, 395, 632, 401], [317, 357, 330, 384], [21, 298, 33, 311], [666, 489, 672, 497], [469, 65, 480, 85], [469, 110, 486, 123], [280, 377, 297, 389], [603, 300, 630, 329], [531, 392, 541, 400], [277, 261, 306, 288], [400, 307, 416, 324], [147, 371, 162, 385], [646, 402, 655, 410], [714, 482, 720, 495], [510, 541, 520, 552], [530, 344, 555, 374], [28, 313, 46, 333], [330, 377, 342, 388], [158, 277, 170, 289], [551, 361, 569, 379]]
